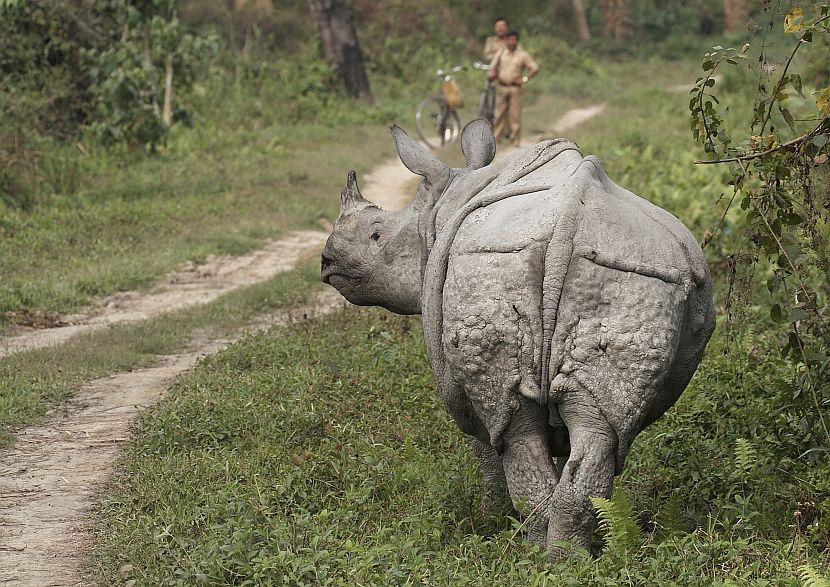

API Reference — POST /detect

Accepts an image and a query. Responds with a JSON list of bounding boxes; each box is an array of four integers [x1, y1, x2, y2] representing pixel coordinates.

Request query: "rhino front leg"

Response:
[[546, 393, 615, 559], [501, 397, 559, 545], [468, 435, 512, 515]]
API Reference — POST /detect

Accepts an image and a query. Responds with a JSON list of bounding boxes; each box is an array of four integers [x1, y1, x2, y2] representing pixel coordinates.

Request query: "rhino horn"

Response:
[[390, 125, 449, 188], [340, 170, 369, 212]]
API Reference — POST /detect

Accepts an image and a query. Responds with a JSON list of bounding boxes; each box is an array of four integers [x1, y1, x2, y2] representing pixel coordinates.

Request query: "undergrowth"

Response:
[[96, 307, 830, 585], [95, 47, 830, 584]]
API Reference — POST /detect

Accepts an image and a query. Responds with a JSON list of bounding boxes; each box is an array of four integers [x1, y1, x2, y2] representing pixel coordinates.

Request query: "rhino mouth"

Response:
[[321, 254, 349, 286]]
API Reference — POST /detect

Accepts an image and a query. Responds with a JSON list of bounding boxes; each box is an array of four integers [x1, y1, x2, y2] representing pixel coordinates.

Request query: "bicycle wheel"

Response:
[[478, 85, 496, 123], [415, 97, 459, 149]]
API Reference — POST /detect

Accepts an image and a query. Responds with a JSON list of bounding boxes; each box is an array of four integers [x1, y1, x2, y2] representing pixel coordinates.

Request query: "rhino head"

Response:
[[321, 120, 496, 315]]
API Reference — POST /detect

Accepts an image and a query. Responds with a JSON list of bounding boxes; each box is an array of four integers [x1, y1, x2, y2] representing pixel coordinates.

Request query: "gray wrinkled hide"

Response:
[[321, 120, 715, 558]]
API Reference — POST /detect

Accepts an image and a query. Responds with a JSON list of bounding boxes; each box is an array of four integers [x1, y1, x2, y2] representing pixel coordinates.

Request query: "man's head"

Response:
[[507, 31, 520, 50], [493, 17, 508, 38]]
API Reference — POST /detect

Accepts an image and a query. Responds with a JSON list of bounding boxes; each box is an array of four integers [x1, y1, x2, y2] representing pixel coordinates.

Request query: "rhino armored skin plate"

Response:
[[321, 119, 715, 559]]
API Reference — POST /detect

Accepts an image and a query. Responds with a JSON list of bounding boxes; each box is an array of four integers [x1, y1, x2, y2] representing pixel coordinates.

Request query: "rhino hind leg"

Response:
[[546, 391, 615, 559], [500, 396, 559, 545], [468, 435, 512, 515]]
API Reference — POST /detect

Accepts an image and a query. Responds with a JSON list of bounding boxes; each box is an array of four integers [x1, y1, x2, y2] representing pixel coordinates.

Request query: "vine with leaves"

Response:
[[689, 2, 830, 452]]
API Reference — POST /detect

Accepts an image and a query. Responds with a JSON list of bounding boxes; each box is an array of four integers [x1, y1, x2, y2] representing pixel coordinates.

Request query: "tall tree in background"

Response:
[[601, 0, 631, 39], [723, 0, 748, 33], [307, 0, 372, 103], [571, 0, 591, 41]]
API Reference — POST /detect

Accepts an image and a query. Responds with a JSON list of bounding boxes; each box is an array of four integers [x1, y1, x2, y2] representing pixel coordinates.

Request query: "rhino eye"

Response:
[[370, 231, 380, 241]]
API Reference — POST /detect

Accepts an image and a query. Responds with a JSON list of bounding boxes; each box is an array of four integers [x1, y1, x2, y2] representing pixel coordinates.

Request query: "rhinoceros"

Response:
[[321, 119, 715, 557]]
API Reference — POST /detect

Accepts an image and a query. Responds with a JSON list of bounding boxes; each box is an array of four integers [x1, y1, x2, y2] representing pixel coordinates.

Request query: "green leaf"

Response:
[[780, 211, 803, 225], [770, 304, 784, 323], [702, 60, 714, 71], [789, 307, 808, 322], [785, 243, 803, 262], [782, 108, 795, 132], [790, 73, 804, 98]]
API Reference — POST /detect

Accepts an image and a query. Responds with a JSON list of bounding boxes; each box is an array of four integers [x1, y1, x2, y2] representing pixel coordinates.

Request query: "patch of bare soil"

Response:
[[0, 289, 346, 586], [486, 103, 608, 162], [0, 231, 328, 359], [549, 103, 606, 135], [360, 154, 422, 212]]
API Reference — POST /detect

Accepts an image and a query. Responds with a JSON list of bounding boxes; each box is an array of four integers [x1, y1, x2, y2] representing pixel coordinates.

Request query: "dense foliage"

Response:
[[0, 0, 217, 208], [690, 1, 830, 461]]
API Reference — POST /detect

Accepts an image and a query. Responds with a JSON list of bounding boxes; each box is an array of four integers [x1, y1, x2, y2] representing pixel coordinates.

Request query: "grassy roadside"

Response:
[[0, 59, 586, 445], [0, 122, 394, 330], [93, 55, 830, 583], [0, 256, 322, 448], [94, 309, 830, 584], [0, 46, 592, 332]]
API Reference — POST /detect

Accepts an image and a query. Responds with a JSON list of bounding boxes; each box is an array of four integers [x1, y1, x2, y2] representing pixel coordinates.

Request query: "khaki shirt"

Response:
[[490, 47, 539, 86], [483, 35, 506, 61]]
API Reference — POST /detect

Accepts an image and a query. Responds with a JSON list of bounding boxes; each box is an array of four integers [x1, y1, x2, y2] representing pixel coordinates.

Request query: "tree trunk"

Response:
[[307, 0, 372, 103], [601, 0, 631, 40], [723, 0, 748, 33], [162, 53, 173, 126], [572, 0, 591, 41]]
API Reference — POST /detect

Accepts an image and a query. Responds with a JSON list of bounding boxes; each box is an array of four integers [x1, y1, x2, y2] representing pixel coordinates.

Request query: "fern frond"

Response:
[[798, 564, 830, 587], [734, 438, 756, 477], [654, 495, 685, 538], [591, 488, 644, 555]]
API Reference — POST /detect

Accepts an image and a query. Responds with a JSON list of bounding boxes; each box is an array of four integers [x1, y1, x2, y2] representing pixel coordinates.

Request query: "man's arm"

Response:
[[483, 37, 496, 61], [487, 48, 502, 80], [518, 52, 540, 85]]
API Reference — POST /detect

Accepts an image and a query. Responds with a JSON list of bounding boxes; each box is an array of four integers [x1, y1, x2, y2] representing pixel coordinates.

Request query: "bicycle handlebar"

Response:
[[436, 65, 465, 78]]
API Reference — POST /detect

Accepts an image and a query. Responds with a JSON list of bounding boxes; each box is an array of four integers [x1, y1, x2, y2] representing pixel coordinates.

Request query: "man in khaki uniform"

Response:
[[488, 31, 539, 147], [483, 17, 509, 61]]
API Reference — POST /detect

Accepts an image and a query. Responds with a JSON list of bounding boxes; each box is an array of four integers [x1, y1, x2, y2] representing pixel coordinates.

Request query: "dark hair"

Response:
[[493, 17, 508, 25], [507, 30, 520, 39]]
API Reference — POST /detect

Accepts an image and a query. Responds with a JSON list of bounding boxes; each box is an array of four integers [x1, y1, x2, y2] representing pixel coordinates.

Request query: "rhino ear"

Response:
[[460, 119, 496, 169], [390, 125, 449, 187]]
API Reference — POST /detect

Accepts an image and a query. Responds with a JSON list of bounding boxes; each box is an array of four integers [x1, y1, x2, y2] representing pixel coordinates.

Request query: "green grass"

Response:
[[0, 257, 322, 447], [91, 50, 830, 584], [0, 46, 586, 442], [94, 308, 829, 585], [0, 122, 395, 328]]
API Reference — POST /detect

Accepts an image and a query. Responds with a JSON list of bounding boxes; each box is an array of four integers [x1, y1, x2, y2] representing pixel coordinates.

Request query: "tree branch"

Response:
[[694, 119, 828, 164]]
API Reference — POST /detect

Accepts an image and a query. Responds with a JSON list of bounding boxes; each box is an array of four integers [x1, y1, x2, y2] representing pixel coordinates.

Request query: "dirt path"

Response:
[[0, 103, 605, 361], [0, 168, 412, 360], [0, 288, 345, 586], [0, 231, 328, 359], [0, 102, 607, 586], [549, 103, 605, 135]]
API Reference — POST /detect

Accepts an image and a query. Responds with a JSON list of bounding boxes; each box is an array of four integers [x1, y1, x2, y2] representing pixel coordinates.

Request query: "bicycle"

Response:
[[473, 61, 496, 125], [415, 65, 464, 149]]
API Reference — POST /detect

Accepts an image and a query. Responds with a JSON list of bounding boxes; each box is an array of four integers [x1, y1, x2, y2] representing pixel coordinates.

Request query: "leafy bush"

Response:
[[689, 2, 830, 458]]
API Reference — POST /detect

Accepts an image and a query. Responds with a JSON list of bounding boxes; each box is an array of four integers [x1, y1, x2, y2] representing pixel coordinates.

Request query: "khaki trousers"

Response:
[[493, 84, 523, 146]]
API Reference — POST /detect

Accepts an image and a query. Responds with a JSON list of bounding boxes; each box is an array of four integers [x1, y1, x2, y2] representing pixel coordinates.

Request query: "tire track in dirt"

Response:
[[0, 102, 607, 585], [0, 288, 346, 586], [0, 231, 328, 359], [0, 156, 419, 361]]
